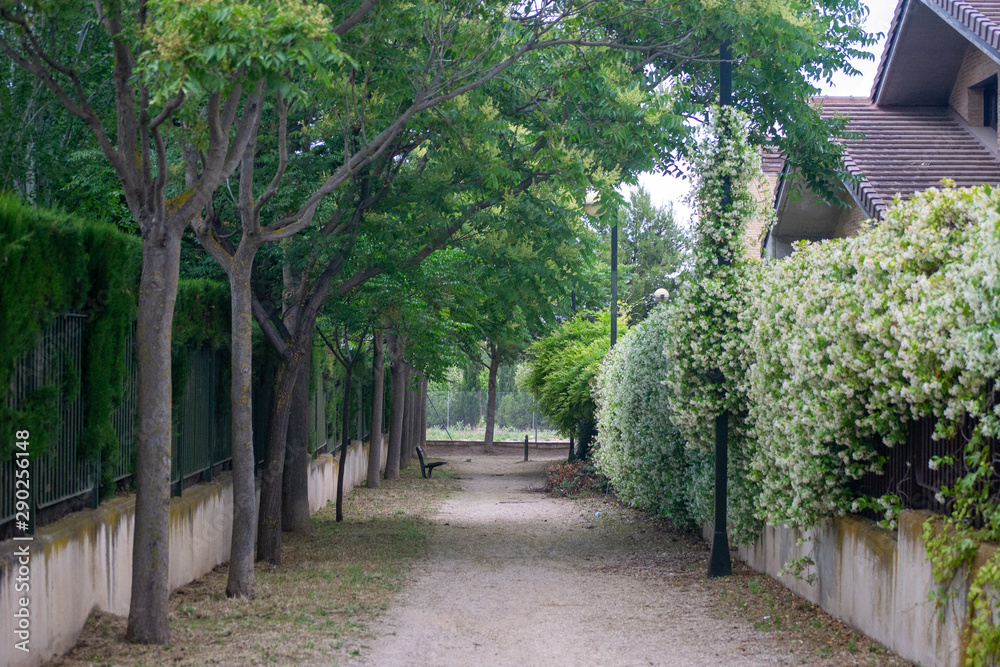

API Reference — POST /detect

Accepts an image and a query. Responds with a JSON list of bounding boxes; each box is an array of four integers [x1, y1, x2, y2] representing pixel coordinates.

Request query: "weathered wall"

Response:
[[832, 203, 869, 239], [0, 438, 387, 667], [709, 510, 996, 667]]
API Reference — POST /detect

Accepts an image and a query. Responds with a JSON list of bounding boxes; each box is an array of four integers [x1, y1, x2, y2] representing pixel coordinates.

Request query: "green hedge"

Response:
[[0, 194, 238, 497], [0, 193, 141, 495]]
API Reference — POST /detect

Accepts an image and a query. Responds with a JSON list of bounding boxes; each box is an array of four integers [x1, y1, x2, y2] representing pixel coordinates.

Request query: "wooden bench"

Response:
[[415, 446, 447, 478]]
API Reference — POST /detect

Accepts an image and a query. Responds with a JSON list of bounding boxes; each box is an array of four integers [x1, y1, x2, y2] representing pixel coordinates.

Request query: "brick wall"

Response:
[[949, 43, 999, 132], [833, 203, 869, 239]]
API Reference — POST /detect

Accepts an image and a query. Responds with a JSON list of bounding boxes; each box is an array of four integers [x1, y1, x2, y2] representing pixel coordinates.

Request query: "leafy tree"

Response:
[[459, 192, 598, 452], [0, 0, 345, 637], [594, 187, 688, 322], [239, 0, 696, 551], [525, 311, 626, 460]]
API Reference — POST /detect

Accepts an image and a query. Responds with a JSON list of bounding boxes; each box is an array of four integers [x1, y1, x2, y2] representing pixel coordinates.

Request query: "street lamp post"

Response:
[[708, 37, 734, 579], [610, 220, 617, 348], [584, 195, 617, 348]]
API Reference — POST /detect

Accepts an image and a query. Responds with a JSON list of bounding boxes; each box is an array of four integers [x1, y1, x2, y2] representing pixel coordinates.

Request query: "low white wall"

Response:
[[0, 438, 387, 667], [714, 510, 996, 666]]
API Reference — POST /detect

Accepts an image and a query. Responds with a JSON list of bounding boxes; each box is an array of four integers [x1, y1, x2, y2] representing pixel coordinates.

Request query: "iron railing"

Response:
[[3, 314, 329, 532], [853, 414, 1000, 516], [2, 315, 92, 527]]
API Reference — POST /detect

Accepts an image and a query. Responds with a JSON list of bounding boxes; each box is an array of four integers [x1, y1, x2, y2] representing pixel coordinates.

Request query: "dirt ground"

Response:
[[48, 445, 911, 666], [356, 445, 911, 667]]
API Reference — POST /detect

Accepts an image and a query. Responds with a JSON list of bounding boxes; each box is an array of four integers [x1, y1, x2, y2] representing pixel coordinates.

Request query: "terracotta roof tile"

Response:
[[932, 0, 1000, 49], [760, 147, 785, 177], [819, 99, 1000, 217]]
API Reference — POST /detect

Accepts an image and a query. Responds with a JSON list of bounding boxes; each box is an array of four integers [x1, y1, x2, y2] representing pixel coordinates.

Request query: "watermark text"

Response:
[[12, 429, 32, 653]]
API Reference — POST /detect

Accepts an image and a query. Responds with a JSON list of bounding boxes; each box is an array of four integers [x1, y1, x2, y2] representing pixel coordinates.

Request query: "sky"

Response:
[[631, 0, 899, 226]]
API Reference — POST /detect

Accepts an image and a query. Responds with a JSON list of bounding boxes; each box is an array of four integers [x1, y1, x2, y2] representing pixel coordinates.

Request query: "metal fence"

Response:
[[2, 314, 328, 531], [853, 414, 1000, 517], [426, 390, 559, 440], [1, 315, 94, 528]]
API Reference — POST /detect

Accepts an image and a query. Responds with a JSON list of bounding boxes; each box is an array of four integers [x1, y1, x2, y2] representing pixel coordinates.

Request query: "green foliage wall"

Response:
[[593, 306, 708, 530], [525, 311, 626, 446], [0, 193, 140, 494], [172, 277, 231, 398]]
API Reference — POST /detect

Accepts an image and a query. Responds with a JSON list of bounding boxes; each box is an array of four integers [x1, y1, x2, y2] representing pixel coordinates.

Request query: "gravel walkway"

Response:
[[358, 450, 801, 666]]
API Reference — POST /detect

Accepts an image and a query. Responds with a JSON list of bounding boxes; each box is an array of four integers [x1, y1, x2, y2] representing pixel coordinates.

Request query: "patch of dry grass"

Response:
[[571, 494, 913, 666], [51, 464, 458, 666]]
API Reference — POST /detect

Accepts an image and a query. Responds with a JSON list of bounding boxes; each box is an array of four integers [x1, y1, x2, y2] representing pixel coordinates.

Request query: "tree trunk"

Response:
[[126, 228, 182, 644], [225, 251, 258, 599], [281, 343, 312, 534], [367, 331, 384, 488], [256, 316, 317, 562], [484, 345, 500, 454], [385, 333, 405, 480], [336, 360, 353, 522], [255, 353, 302, 565], [356, 369, 363, 440]]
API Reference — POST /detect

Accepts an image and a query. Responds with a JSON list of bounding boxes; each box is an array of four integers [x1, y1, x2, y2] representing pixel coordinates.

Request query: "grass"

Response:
[[715, 571, 913, 665], [52, 463, 458, 666]]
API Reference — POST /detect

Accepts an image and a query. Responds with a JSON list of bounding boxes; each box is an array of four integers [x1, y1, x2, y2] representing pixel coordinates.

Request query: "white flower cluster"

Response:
[[594, 122, 1000, 539], [660, 107, 767, 542], [593, 306, 711, 530], [745, 184, 1000, 529]]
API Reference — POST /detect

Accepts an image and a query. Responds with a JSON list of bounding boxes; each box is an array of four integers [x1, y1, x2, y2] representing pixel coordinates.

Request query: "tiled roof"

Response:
[[760, 147, 785, 177], [819, 98, 1000, 217], [931, 0, 1000, 47], [874, 0, 1000, 100]]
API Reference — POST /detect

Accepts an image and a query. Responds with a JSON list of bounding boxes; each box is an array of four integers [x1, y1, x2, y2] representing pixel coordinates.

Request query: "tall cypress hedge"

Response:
[[0, 193, 141, 495]]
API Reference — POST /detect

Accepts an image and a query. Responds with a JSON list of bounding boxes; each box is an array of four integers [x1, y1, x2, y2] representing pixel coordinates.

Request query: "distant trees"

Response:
[[615, 188, 688, 322]]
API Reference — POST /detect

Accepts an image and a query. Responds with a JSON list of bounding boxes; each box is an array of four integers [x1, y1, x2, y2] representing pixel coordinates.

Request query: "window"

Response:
[[972, 75, 999, 129], [985, 77, 998, 130]]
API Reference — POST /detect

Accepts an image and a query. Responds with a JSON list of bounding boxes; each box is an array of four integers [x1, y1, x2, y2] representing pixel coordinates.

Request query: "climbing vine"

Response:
[[660, 106, 769, 543], [745, 183, 1000, 662]]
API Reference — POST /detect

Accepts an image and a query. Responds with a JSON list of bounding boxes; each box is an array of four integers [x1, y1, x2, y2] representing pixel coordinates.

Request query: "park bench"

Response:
[[415, 446, 447, 478]]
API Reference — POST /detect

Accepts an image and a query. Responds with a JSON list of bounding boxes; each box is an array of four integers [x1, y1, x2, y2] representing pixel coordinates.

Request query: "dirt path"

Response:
[[358, 451, 804, 666]]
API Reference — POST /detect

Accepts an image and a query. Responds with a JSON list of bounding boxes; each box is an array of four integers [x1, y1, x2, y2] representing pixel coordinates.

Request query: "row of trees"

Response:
[[1, 0, 876, 645]]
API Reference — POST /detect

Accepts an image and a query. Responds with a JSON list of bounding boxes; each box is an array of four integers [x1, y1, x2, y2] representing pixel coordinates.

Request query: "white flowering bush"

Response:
[[746, 183, 1000, 530], [593, 306, 707, 529], [660, 106, 769, 543], [744, 184, 1000, 664]]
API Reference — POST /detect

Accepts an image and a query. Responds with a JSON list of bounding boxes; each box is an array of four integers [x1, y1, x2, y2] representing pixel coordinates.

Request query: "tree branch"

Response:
[[254, 91, 289, 215], [333, 0, 378, 36]]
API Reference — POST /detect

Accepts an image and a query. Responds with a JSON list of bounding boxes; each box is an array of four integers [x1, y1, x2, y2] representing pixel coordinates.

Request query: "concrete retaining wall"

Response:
[[711, 510, 997, 666], [0, 438, 386, 667]]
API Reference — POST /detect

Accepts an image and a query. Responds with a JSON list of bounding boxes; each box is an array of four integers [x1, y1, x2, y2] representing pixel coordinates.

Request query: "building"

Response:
[[763, 0, 1000, 259]]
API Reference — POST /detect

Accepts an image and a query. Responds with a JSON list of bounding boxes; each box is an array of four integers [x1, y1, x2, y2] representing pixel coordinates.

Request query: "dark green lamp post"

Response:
[[708, 37, 733, 579]]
